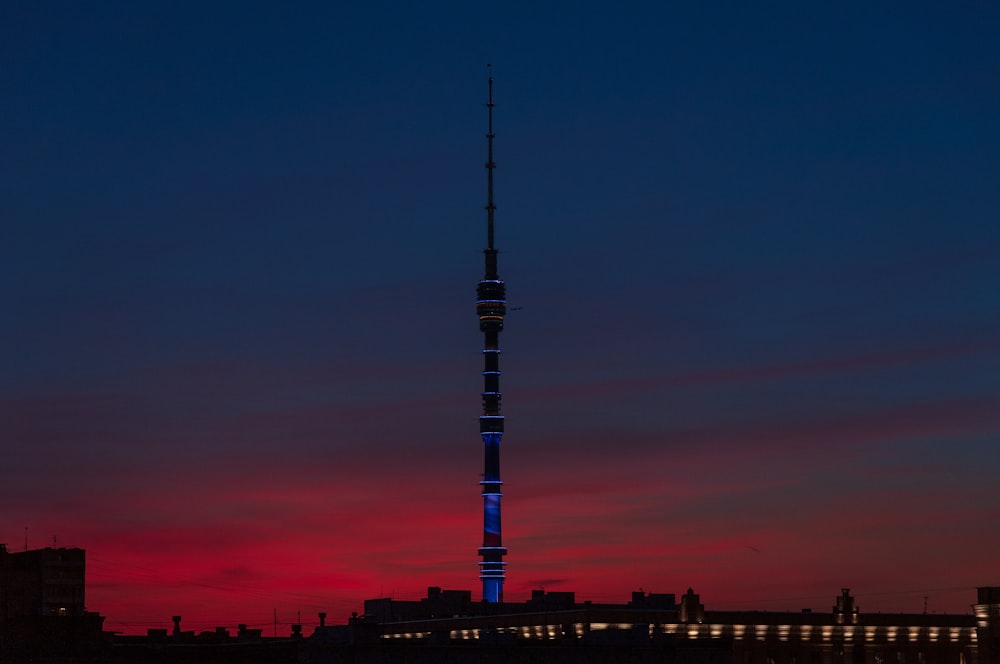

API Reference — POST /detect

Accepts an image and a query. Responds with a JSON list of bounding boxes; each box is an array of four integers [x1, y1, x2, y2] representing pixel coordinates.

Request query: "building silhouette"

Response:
[[338, 585, 1000, 664], [0, 545, 106, 659], [1, 544, 86, 617]]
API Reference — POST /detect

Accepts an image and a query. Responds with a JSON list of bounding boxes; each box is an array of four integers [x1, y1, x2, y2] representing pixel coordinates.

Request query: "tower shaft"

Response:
[[476, 72, 507, 603]]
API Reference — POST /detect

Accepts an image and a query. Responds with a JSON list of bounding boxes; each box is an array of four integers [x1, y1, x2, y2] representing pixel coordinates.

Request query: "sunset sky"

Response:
[[2, 1, 999, 635]]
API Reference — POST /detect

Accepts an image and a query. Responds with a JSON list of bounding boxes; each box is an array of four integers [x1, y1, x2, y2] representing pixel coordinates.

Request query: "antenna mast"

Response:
[[486, 66, 496, 252], [475, 65, 508, 603]]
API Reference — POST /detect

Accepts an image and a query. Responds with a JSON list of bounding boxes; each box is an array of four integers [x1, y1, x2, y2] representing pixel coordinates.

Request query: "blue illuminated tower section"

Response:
[[476, 72, 507, 603]]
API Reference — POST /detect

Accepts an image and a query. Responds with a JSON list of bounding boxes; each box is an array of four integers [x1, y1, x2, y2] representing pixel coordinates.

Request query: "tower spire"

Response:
[[486, 66, 496, 252], [476, 66, 507, 603]]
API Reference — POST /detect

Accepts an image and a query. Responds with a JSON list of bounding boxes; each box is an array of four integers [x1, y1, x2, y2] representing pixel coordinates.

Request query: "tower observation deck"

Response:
[[476, 70, 507, 603]]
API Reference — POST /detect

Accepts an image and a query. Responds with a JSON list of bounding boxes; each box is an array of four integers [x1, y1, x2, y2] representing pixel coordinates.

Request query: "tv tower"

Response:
[[476, 69, 507, 603]]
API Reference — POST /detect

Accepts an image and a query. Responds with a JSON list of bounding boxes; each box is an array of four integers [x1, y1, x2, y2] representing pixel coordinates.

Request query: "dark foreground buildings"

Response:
[[0, 544, 107, 659], [302, 585, 998, 664], [4, 548, 997, 664]]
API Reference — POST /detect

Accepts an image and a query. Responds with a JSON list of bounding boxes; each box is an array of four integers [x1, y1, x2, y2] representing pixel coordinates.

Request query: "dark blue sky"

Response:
[[2, 1, 999, 632]]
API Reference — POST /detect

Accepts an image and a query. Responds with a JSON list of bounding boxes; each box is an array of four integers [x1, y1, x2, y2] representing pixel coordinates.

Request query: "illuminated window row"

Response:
[[380, 621, 979, 645], [390, 624, 973, 641], [442, 625, 583, 641], [666, 624, 978, 644], [385, 632, 430, 639]]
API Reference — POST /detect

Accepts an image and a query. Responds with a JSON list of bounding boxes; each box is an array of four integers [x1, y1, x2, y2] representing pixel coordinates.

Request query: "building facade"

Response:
[[0, 545, 105, 659], [354, 586, 1000, 664]]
